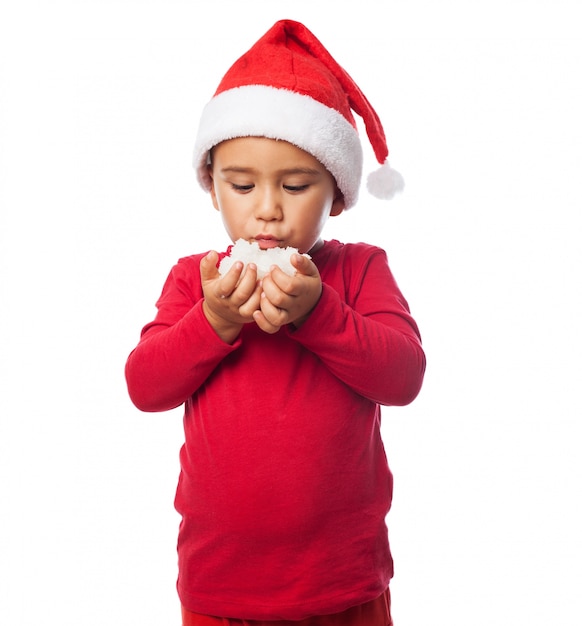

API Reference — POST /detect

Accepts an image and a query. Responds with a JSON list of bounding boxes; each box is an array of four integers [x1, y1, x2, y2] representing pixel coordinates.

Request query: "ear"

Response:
[[207, 164, 220, 211], [330, 189, 345, 217]]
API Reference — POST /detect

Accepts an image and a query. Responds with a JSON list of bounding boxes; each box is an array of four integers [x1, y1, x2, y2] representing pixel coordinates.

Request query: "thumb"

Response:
[[291, 253, 318, 277], [200, 250, 220, 281]]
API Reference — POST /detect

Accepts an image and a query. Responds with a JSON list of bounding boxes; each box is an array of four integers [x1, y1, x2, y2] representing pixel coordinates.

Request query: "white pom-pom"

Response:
[[218, 239, 310, 279], [366, 161, 405, 200]]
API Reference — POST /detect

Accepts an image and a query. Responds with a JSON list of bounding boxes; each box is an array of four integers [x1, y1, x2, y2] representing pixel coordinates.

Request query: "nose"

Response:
[[254, 187, 283, 221]]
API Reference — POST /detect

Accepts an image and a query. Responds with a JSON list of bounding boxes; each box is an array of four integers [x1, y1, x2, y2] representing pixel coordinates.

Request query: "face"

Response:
[[208, 137, 345, 254]]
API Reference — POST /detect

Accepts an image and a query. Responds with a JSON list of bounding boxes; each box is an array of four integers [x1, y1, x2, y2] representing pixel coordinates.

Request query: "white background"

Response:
[[1, 1, 581, 624]]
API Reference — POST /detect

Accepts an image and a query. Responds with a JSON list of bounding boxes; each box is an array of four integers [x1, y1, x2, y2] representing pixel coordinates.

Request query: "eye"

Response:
[[231, 183, 254, 192], [283, 184, 310, 193]]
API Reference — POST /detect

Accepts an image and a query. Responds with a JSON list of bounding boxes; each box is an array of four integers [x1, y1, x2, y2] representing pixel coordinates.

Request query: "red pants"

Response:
[[181, 589, 392, 626]]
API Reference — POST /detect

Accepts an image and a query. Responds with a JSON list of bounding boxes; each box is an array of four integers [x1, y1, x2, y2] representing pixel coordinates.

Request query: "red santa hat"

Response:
[[193, 19, 403, 209]]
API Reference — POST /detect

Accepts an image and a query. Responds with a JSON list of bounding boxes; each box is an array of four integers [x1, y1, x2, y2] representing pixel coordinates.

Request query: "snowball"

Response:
[[218, 239, 309, 279]]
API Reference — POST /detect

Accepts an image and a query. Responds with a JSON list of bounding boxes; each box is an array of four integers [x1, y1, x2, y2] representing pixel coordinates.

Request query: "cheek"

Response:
[[311, 197, 334, 228], [209, 179, 226, 211], [218, 203, 247, 238], [213, 185, 239, 216]]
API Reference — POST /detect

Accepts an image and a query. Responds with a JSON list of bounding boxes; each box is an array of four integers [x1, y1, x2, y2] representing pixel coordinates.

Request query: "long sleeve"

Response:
[[288, 243, 425, 406], [125, 254, 240, 412]]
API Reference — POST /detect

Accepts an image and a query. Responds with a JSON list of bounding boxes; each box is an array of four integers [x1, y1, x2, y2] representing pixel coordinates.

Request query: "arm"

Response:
[[286, 247, 425, 406], [125, 255, 243, 412]]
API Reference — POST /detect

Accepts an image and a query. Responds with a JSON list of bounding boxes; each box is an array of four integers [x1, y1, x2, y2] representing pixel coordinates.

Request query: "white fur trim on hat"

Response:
[[193, 85, 363, 210]]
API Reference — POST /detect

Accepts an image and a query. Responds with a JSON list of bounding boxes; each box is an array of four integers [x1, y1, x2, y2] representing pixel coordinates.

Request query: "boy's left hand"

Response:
[[253, 254, 322, 334]]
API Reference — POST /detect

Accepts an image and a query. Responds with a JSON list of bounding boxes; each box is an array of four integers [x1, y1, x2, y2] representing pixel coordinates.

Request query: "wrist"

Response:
[[203, 300, 243, 344], [291, 291, 322, 329]]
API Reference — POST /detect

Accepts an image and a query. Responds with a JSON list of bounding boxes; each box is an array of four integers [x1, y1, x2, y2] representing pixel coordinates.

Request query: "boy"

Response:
[[126, 19, 425, 626]]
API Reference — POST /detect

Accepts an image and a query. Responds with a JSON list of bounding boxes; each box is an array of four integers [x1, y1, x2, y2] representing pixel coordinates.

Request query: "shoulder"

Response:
[[161, 252, 206, 288], [155, 251, 213, 307], [315, 240, 389, 303], [321, 238, 385, 257], [317, 239, 388, 273]]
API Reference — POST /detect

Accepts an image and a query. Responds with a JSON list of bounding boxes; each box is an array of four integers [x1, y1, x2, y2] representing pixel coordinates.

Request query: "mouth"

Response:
[[253, 235, 283, 250]]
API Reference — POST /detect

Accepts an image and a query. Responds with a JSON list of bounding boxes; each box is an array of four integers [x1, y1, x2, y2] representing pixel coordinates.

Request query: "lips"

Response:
[[254, 235, 283, 250]]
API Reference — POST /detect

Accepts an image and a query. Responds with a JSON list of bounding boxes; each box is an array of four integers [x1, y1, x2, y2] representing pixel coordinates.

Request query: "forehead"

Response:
[[211, 136, 325, 170]]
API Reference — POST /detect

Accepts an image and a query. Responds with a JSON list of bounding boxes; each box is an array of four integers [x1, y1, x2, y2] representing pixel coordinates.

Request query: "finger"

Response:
[[238, 279, 262, 318], [261, 272, 290, 308], [227, 263, 259, 309], [264, 265, 293, 293], [236, 263, 258, 295], [216, 261, 246, 298], [259, 290, 289, 327], [252, 309, 280, 334]]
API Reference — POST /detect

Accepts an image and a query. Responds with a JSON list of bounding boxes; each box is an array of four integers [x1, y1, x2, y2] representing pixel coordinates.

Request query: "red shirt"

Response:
[[125, 240, 425, 620]]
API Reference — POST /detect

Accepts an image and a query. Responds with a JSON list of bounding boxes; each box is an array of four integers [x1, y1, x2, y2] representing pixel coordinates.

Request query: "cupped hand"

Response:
[[253, 253, 322, 334], [200, 251, 261, 342]]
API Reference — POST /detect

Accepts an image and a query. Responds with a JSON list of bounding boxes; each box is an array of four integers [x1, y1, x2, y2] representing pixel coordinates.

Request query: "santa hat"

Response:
[[193, 19, 403, 209]]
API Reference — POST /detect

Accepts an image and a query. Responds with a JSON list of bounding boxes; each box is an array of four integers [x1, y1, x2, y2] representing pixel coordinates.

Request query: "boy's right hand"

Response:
[[200, 250, 261, 343]]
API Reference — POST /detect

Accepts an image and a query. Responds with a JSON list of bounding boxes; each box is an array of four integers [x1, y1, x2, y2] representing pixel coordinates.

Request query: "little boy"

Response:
[[126, 19, 425, 626]]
